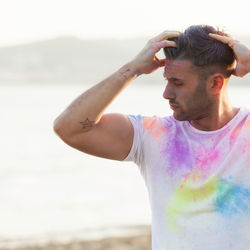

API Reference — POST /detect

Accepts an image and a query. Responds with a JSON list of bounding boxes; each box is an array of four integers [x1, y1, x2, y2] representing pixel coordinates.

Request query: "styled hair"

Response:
[[163, 25, 235, 79]]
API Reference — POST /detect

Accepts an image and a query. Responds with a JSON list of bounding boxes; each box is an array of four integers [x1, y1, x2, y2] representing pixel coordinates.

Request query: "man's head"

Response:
[[162, 25, 235, 121]]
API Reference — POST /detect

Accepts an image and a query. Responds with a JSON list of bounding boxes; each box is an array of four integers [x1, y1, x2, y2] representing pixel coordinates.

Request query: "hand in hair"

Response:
[[209, 33, 250, 77], [131, 30, 180, 75]]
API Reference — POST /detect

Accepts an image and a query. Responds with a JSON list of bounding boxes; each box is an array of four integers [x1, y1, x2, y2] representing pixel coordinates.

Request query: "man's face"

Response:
[[163, 59, 213, 121]]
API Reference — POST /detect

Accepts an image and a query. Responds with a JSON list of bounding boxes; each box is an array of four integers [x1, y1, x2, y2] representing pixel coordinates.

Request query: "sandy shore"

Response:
[[0, 227, 151, 250]]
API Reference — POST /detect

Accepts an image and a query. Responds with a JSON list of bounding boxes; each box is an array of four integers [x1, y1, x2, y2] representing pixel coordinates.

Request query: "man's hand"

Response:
[[209, 33, 250, 77], [131, 30, 180, 75]]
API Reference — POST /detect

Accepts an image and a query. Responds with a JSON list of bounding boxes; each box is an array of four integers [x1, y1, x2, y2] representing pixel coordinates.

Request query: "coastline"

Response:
[[0, 225, 151, 250]]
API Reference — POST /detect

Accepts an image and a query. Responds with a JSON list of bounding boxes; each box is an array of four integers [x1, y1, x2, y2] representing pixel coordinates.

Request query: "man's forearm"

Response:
[[53, 61, 140, 136]]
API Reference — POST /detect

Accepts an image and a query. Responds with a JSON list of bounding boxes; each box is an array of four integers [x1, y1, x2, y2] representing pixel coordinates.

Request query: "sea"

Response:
[[0, 77, 249, 248]]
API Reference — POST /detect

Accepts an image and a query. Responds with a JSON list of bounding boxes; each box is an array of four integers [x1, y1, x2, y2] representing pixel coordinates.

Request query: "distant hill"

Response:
[[0, 35, 249, 85], [0, 36, 151, 83]]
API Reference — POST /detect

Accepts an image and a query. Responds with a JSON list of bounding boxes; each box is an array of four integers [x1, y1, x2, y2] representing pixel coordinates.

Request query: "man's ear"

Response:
[[208, 73, 225, 95]]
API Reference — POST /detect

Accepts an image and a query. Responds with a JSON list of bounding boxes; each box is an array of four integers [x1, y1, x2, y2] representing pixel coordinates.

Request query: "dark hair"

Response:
[[163, 25, 235, 79]]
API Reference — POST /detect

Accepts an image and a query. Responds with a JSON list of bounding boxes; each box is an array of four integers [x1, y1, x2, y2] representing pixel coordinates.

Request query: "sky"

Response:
[[0, 0, 249, 47]]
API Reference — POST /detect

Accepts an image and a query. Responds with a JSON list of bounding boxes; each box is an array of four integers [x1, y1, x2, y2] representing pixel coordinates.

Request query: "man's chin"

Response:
[[172, 111, 189, 121]]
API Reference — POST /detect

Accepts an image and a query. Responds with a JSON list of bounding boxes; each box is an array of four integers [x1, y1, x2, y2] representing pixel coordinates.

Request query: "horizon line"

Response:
[[1, 32, 250, 49]]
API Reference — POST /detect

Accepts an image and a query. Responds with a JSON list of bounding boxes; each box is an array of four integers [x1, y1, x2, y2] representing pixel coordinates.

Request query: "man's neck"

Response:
[[189, 103, 240, 131]]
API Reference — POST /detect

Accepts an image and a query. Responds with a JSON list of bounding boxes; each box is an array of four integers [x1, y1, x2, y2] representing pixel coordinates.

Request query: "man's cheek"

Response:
[[176, 91, 194, 107], [186, 96, 194, 107]]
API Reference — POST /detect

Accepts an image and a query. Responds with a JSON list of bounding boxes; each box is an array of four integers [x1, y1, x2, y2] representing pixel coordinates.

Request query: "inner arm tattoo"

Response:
[[79, 118, 95, 129], [119, 68, 131, 80]]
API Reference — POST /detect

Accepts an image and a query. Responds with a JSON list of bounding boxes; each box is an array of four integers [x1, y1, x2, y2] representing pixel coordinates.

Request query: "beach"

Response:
[[0, 226, 151, 250]]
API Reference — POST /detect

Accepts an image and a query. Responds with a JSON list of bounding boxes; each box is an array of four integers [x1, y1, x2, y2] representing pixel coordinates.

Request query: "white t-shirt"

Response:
[[123, 106, 250, 250]]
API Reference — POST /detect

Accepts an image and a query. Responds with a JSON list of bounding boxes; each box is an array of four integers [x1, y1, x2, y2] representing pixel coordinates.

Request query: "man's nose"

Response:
[[162, 83, 175, 100]]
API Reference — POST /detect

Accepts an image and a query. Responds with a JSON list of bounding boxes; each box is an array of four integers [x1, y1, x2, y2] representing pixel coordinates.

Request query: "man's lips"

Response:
[[169, 103, 179, 110]]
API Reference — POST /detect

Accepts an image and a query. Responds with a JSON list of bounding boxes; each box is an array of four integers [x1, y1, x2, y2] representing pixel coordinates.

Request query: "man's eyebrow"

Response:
[[164, 76, 184, 82], [163, 72, 184, 81]]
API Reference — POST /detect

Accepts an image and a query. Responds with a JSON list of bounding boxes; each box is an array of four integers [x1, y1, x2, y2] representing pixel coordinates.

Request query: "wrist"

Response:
[[118, 61, 142, 80], [127, 60, 143, 77]]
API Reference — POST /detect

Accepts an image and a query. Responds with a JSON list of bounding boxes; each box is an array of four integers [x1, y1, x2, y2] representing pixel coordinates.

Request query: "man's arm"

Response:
[[53, 62, 140, 161], [53, 31, 179, 161]]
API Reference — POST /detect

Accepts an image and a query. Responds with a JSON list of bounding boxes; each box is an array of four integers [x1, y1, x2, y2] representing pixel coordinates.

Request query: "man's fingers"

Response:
[[208, 33, 232, 45], [166, 40, 177, 47], [158, 58, 166, 67], [153, 40, 177, 51], [152, 30, 180, 42], [160, 40, 177, 47], [158, 32, 180, 42], [209, 33, 239, 49]]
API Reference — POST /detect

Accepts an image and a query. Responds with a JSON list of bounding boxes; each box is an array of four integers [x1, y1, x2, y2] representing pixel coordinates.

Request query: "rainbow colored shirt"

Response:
[[123, 106, 250, 250]]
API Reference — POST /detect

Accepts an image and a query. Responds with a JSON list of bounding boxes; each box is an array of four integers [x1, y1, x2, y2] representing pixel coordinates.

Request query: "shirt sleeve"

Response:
[[122, 114, 144, 167]]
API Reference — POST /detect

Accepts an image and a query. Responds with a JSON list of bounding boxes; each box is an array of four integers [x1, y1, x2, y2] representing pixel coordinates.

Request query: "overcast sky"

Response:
[[0, 0, 249, 47]]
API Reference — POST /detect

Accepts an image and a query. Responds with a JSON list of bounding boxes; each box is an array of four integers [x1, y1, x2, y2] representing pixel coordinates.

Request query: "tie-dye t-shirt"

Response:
[[123, 106, 250, 250]]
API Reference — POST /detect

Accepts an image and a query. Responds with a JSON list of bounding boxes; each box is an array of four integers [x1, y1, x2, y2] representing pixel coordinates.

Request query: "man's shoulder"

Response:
[[241, 106, 250, 125], [127, 113, 175, 126], [238, 106, 250, 121], [126, 114, 179, 140]]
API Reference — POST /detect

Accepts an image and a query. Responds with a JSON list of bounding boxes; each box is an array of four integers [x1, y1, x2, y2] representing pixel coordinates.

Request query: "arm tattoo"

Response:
[[79, 118, 95, 129], [119, 68, 131, 80]]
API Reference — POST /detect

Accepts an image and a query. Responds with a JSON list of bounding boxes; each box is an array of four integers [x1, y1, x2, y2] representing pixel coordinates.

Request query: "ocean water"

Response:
[[0, 79, 249, 247]]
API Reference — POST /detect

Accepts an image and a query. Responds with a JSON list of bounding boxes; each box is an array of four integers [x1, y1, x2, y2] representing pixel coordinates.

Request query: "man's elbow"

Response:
[[53, 119, 69, 142]]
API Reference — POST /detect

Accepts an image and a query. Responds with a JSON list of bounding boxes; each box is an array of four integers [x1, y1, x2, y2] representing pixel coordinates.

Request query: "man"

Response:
[[53, 25, 250, 249]]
